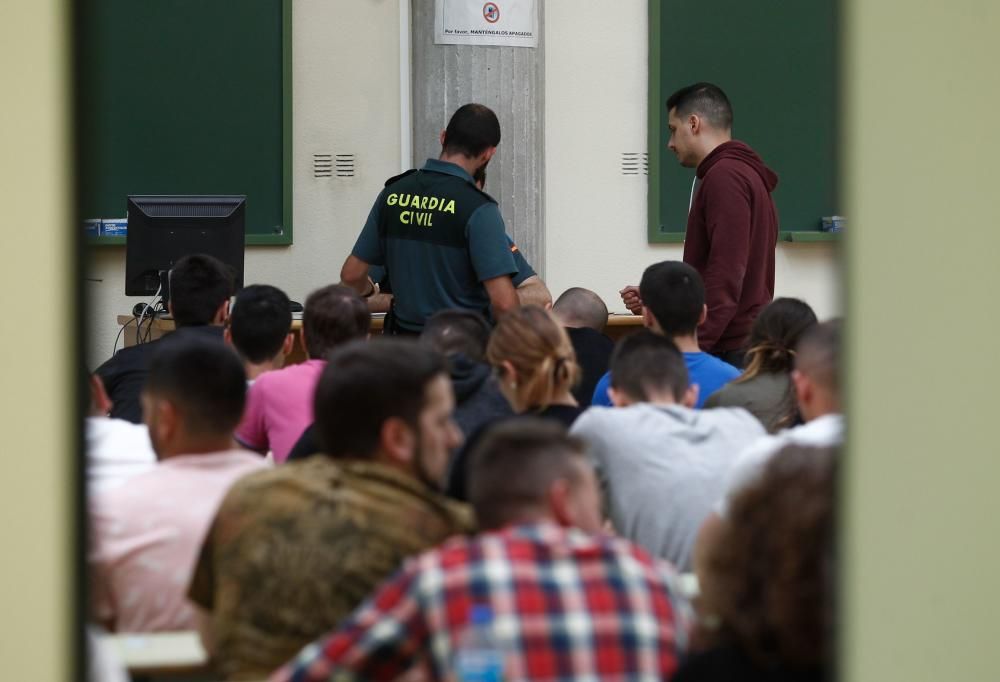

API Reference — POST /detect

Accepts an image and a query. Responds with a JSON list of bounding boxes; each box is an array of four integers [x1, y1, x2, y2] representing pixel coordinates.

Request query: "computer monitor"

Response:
[[124, 195, 246, 299]]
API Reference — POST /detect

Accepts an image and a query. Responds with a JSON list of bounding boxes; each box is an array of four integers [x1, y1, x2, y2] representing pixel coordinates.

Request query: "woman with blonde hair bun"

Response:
[[486, 305, 584, 426], [445, 306, 585, 500]]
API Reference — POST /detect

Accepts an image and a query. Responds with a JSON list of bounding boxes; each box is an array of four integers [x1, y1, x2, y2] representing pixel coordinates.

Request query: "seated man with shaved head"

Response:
[[551, 287, 614, 404]]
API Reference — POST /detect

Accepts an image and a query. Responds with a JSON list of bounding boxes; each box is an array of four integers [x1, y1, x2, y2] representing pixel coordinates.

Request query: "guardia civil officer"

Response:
[[340, 103, 520, 334]]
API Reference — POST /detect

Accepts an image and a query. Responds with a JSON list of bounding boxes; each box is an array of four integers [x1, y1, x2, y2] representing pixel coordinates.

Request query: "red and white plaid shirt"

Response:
[[272, 522, 691, 681]]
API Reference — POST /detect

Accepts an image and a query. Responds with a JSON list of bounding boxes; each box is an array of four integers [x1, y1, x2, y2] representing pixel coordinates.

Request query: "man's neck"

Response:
[[693, 133, 732, 168], [671, 333, 701, 353], [246, 358, 282, 381], [438, 152, 480, 177], [158, 435, 237, 460]]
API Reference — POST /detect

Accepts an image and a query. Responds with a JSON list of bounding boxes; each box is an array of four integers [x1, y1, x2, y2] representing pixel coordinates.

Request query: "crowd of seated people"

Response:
[[87, 252, 842, 681]]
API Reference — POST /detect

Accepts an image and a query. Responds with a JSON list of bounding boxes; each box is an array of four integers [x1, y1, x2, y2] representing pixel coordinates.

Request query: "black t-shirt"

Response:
[[565, 326, 614, 405], [673, 646, 827, 682], [445, 403, 587, 502], [95, 325, 226, 424], [286, 423, 319, 462]]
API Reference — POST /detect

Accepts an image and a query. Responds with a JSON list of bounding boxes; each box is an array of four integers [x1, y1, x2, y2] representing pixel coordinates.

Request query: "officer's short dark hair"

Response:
[[638, 261, 705, 336], [145, 336, 246, 436], [666, 82, 734, 131], [443, 103, 501, 158], [169, 254, 235, 327], [229, 284, 292, 364], [420, 309, 492, 363], [302, 285, 369, 359], [313, 339, 448, 459], [609, 331, 689, 403], [467, 419, 588, 531]]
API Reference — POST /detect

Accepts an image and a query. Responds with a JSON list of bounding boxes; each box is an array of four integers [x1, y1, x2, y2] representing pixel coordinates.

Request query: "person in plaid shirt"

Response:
[[273, 420, 691, 682]]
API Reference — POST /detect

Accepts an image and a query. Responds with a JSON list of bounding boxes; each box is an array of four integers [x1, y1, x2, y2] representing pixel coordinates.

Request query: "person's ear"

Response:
[[151, 398, 179, 446], [281, 333, 295, 357], [608, 386, 631, 408], [683, 384, 700, 409], [792, 369, 811, 405], [481, 146, 497, 164], [641, 306, 655, 330], [380, 416, 416, 466], [546, 478, 575, 527], [439, 129, 447, 148], [223, 327, 234, 346], [689, 113, 701, 134], [499, 360, 519, 388], [698, 304, 708, 326], [89, 374, 113, 416], [212, 300, 229, 325]]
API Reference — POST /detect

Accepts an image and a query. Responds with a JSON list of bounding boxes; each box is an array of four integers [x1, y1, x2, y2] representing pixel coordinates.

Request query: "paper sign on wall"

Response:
[[435, 0, 539, 48]]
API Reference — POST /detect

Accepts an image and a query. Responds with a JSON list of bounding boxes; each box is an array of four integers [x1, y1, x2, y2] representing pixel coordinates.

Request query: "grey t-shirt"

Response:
[[571, 403, 765, 570]]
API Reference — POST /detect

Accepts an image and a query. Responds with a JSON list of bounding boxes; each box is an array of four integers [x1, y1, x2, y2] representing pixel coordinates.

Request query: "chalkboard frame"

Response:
[[83, 0, 293, 247], [646, 0, 840, 245]]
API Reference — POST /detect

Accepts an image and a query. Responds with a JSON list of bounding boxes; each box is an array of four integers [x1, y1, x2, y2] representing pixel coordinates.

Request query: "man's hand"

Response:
[[620, 285, 643, 315]]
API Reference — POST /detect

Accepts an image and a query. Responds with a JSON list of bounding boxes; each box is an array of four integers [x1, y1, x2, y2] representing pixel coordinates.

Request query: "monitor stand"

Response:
[[159, 269, 170, 309]]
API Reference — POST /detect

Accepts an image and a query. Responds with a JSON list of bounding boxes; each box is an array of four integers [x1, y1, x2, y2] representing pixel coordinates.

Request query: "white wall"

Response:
[[87, 0, 841, 367], [542, 0, 841, 318]]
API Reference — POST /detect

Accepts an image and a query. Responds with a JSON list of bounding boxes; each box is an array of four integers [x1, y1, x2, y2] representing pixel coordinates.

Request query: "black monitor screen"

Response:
[[125, 195, 245, 297]]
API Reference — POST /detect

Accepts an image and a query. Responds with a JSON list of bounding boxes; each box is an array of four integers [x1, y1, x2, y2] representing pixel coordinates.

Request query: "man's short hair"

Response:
[[420, 309, 492, 362], [229, 284, 292, 364], [666, 82, 734, 131], [638, 261, 705, 336], [442, 103, 501, 158], [302, 285, 369, 359], [467, 419, 588, 531], [609, 330, 689, 402], [168, 254, 235, 327], [552, 287, 609, 331], [794, 319, 841, 397], [145, 336, 246, 435], [313, 339, 447, 459]]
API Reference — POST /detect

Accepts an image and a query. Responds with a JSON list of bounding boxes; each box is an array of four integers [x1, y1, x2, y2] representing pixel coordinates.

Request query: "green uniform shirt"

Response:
[[352, 159, 517, 331]]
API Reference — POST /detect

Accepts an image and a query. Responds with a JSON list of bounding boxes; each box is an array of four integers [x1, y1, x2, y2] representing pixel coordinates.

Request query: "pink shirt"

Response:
[[235, 359, 326, 463], [89, 449, 269, 633]]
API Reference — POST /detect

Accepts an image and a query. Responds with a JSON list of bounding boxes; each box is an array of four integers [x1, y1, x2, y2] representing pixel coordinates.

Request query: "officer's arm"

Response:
[[515, 275, 552, 309], [340, 255, 375, 297], [483, 275, 519, 316]]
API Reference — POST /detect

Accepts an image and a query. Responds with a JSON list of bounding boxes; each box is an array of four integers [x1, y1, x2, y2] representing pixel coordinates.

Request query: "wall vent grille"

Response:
[[313, 153, 333, 178], [335, 154, 356, 178], [621, 152, 649, 175]]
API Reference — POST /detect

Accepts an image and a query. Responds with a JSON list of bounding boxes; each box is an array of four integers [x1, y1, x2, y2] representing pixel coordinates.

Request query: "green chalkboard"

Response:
[[79, 0, 292, 245], [648, 0, 838, 242]]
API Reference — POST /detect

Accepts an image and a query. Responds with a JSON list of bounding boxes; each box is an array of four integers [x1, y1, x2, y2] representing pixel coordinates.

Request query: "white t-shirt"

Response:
[[86, 417, 157, 495], [716, 413, 844, 516], [571, 403, 765, 571]]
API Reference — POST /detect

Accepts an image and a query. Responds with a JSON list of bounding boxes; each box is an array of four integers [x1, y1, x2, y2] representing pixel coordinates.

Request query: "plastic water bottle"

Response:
[[453, 604, 504, 682]]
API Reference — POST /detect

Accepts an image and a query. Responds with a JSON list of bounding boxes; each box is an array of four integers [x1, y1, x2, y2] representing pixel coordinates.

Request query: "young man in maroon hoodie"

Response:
[[622, 83, 778, 368]]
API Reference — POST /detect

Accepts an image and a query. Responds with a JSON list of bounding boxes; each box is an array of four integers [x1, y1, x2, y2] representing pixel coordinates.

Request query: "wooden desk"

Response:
[[117, 313, 643, 363], [604, 314, 644, 342], [102, 631, 209, 679], [117, 314, 387, 365]]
